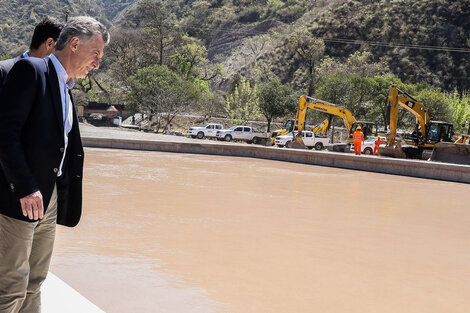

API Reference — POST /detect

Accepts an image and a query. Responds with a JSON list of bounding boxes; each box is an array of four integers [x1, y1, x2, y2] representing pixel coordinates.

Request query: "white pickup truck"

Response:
[[188, 123, 223, 139], [216, 126, 268, 144], [275, 131, 330, 150]]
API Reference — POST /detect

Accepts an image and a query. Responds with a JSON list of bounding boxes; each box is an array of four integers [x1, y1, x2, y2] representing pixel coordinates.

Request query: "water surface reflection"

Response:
[[51, 148, 470, 313]]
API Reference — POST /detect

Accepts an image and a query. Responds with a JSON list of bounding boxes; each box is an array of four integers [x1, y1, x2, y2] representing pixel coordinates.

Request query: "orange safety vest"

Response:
[[353, 131, 364, 142], [374, 138, 383, 146]]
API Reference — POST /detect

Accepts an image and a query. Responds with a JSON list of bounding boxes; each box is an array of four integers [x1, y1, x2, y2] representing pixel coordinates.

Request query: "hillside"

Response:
[[0, 0, 135, 56], [309, 0, 470, 92], [1, 0, 469, 93]]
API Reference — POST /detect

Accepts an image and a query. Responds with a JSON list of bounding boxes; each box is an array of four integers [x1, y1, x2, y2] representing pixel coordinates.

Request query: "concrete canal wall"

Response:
[[82, 137, 470, 184]]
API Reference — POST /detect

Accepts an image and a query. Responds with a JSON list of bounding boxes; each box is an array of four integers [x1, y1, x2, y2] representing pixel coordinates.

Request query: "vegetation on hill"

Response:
[[0, 0, 134, 55], [1, 0, 469, 134], [309, 0, 470, 92]]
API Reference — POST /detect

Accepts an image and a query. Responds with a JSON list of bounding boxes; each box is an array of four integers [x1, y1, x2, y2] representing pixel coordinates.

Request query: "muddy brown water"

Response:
[[51, 148, 470, 313]]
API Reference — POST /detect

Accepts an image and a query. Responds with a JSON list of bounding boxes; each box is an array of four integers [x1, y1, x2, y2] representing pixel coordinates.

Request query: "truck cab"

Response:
[[275, 131, 330, 150], [216, 126, 268, 143], [188, 123, 223, 139]]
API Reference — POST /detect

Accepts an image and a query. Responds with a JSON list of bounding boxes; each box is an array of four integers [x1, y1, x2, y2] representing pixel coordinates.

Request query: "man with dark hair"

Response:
[[0, 16, 109, 313], [0, 17, 63, 91]]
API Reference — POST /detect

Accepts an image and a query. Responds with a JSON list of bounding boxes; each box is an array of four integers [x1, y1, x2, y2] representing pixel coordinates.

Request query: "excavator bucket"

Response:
[[289, 136, 308, 149], [377, 141, 406, 158], [430, 142, 470, 165], [377, 147, 405, 158]]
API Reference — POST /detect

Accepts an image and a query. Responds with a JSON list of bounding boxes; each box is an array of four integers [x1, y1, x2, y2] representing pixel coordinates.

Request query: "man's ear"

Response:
[[69, 37, 80, 52], [46, 37, 55, 48], [43, 37, 56, 55]]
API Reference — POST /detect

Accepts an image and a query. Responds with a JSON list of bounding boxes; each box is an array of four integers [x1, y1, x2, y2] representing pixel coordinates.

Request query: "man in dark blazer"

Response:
[[0, 16, 109, 313], [0, 17, 63, 92]]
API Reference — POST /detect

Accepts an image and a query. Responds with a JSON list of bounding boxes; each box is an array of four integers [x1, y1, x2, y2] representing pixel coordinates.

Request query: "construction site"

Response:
[[93, 84, 469, 185], [35, 75, 470, 312], [42, 96, 470, 311], [115, 85, 470, 170]]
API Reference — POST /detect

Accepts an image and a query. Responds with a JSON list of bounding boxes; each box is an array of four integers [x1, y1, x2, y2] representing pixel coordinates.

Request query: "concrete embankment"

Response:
[[82, 136, 470, 184]]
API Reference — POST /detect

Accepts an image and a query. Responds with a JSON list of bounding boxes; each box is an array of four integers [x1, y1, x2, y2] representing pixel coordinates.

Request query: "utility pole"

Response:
[[62, 8, 70, 22]]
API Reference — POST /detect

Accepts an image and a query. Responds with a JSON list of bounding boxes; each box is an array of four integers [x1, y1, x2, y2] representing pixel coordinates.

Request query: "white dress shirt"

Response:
[[49, 54, 74, 177]]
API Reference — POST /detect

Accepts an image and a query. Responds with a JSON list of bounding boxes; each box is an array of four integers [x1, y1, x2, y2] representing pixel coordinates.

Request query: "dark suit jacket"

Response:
[[0, 57, 84, 227], [0, 55, 22, 93]]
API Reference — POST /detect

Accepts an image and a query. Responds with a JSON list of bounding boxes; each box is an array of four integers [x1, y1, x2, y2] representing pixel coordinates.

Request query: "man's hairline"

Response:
[[29, 37, 56, 51], [56, 33, 106, 51]]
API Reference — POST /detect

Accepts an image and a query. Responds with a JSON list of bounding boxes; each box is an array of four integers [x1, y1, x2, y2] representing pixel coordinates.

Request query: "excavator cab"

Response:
[[285, 119, 296, 132], [270, 119, 297, 145], [431, 120, 470, 165], [349, 121, 377, 140], [426, 122, 453, 143]]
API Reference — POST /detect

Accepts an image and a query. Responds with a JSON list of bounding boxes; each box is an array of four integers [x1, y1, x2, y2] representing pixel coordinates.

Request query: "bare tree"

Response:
[[288, 28, 325, 96]]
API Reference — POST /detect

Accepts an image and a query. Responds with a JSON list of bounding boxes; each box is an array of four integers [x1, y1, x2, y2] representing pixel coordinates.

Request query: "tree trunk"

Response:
[[159, 29, 163, 66], [307, 67, 315, 96]]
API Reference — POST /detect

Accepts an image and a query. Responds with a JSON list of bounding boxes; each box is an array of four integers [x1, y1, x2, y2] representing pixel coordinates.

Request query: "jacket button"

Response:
[[53, 168, 58, 173], [10, 183, 14, 190], [60, 147, 65, 153]]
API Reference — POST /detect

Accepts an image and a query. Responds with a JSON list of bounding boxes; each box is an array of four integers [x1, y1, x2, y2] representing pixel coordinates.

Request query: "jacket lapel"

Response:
[[46, 57, 64, 133]]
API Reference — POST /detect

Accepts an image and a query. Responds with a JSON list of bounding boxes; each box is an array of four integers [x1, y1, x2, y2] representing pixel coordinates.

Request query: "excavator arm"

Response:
[[292, 95, 366, 148], [295, 95, 356, 137], [312, 119, 329, 136], [387, 85, 429, 146], [381, 85, 460, 159]]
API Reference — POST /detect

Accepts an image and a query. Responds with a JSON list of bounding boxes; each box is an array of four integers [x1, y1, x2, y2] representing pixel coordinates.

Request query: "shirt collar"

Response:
[[49, 54, 75, 90], [23, 51, 29, 58]]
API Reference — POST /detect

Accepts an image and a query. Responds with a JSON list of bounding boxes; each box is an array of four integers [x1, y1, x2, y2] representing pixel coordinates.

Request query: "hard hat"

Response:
[[356, 126, 361, 130]]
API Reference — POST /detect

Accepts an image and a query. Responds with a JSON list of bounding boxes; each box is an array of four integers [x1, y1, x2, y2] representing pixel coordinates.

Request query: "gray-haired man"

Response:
[[0, 16, 109, 313]]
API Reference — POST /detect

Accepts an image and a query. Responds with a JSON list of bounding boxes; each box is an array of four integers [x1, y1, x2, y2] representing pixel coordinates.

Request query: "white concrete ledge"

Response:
[[43, 272, 105, 313], [82, 137, 470, 184]]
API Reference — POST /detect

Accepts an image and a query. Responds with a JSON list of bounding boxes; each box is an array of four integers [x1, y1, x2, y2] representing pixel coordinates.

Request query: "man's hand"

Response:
[[20, 191, 44, 220]]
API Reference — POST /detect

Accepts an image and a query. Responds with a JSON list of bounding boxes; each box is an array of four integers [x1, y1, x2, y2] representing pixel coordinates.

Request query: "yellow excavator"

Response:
[[312, 119, 330, 136], [454, 120, 470, 144], [269, 118, 329, 145], [269, 119, 296, 145], [291, 95, 378, 150], [430, 120, 470, 165], [379, 85, 455, 159]]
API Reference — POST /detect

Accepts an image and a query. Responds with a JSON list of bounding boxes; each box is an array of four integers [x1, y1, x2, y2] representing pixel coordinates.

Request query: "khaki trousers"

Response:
[[0, 185, 57, 313]]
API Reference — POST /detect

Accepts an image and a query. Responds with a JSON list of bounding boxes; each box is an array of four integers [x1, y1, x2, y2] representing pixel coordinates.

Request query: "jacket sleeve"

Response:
[[0, 67, 6, 91], [0, 60, 40, 199]]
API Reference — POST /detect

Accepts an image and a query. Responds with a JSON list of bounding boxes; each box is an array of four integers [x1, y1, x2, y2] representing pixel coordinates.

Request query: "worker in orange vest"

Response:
[[374, 137, 383, 155], [352, 126, 364, 155]]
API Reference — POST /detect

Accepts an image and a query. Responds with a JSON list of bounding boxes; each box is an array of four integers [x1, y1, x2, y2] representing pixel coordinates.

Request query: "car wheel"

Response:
[[196, 132, 204, 139], [224, 134, 232, 142], [314, 142, 323, 150], [253, 137, 259, 144], [364, 147, 373, 155], [285, 141, 292, 148]]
